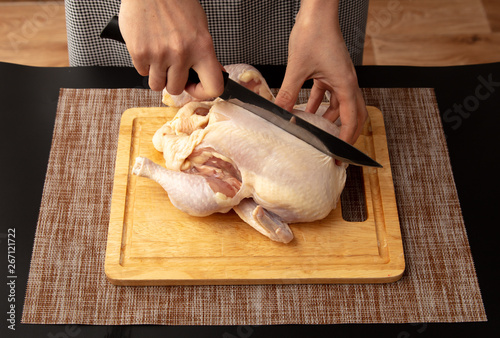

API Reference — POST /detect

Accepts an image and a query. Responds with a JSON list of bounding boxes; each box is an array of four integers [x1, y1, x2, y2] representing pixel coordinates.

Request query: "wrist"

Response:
[[299, 0, 339, 15]]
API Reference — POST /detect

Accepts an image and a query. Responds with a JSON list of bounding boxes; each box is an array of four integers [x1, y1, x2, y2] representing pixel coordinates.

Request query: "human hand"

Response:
[[274, 0, 367, 145], [119, 0, 224, 98]]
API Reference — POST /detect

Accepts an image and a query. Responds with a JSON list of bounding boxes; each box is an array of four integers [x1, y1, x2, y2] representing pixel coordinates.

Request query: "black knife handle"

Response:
[[100, 16, 228, 86], [100, 16, 125, 44]]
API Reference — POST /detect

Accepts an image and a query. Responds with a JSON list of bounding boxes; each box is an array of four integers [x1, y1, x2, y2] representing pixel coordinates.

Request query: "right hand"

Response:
[[119, 0, 224, 98]]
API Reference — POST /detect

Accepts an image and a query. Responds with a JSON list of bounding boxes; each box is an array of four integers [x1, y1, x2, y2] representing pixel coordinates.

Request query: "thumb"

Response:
[[275, 68, 306, 112]]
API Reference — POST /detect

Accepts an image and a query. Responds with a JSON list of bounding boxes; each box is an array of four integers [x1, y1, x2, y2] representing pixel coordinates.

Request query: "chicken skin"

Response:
[[133, 90, 347, 243]]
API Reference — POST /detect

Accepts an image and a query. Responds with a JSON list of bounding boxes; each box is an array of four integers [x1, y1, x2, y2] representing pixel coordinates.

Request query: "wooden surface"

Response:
[[1, 1, 500, 67], [0, 1, 68, 67], [366, 0, 500, 65], [105, 106, 405, 285]]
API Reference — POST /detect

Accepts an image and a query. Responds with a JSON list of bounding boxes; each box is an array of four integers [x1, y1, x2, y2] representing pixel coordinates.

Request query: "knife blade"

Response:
[[218, 77, 382, 167], [101, 16, 382, 168]]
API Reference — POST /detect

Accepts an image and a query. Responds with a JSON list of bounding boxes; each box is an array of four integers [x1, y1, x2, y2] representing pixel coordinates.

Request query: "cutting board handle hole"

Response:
[[340, 165, 368, 222]]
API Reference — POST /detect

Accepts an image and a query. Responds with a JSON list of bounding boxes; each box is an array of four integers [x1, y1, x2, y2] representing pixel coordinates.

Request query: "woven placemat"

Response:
[[21, 88, 486, 325]]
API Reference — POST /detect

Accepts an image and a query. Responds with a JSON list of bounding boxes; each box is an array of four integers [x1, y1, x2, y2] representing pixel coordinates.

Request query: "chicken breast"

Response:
[[133, 99, 347, 243]]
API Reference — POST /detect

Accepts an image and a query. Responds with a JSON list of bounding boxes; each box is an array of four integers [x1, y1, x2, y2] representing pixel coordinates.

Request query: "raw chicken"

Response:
[[162, 64, 274, 107], [133, 90, 347, 243]]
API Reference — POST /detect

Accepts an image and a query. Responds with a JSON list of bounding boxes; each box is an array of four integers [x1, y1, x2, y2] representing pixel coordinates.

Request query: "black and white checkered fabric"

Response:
[[200, 0, 300, 65], [65, 0, 368, 67], [65, 0, 132, 67]]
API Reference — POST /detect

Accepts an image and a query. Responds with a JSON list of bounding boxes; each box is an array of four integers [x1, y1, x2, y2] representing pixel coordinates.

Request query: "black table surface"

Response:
[[1, 61, 499, 337]]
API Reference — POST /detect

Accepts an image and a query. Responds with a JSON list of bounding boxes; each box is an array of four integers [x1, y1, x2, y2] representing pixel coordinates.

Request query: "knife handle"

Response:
[[101, 16, 229, 87], [100, 16, 125, 43]]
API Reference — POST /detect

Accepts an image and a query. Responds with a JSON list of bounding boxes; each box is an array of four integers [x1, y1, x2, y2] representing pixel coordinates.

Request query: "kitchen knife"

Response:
[[101, 16, 382, 168]]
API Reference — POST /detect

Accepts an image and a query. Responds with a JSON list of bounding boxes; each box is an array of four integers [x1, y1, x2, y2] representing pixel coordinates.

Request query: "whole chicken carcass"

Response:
[[133, 99, 347, 244]]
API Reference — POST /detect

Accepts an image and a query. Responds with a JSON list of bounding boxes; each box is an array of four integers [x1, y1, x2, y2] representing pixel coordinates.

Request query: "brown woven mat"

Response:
[[21, 88, 486, 325]]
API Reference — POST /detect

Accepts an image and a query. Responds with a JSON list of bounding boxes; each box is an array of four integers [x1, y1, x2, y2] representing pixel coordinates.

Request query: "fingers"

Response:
[[132, 58, 150, 77], [134, 55, 223, 97], [336, 91, 368, 145], [147, 63, 168, 92], [353, 95, 369, 142], [275, 67, 307, 112], [322, 93, 340, 122], [275, 86, 300, 112], [143, 61, 189, 94], [307, 81, 367, 145], [305, 84, 326, 114], [277, 67, 367, 146], [185, 60, 225, 99], [129, 47, 170, 92], [130, 43, 223, 96], [165, 65, 190, 95]]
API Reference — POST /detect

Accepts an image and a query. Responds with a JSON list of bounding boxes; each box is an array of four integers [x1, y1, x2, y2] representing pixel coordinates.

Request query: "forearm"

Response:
[[294, 0, 346, 55], [298, 0, 340, 29]]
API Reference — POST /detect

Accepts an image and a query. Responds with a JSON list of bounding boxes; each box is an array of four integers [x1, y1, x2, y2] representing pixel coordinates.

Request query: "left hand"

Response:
[[274, 0, 367, 145]]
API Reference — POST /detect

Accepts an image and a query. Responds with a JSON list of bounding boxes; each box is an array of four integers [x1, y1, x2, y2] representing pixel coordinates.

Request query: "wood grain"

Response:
[[361, 35, 376, 66], [370, 32, 500, 66], [482, 0, 500, 32], [105, 106, 405, 285], [367, 0, 490, 35], [364, 0, 500, 66], [0, 1, 68, 66]]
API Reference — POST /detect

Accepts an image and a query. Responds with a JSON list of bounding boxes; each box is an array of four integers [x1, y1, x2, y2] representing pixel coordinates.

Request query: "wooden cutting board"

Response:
[[105, 106, 405, 285]]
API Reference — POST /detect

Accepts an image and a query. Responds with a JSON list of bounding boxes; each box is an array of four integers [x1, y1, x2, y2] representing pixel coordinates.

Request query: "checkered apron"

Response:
[[65, 0, 368, 66]]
